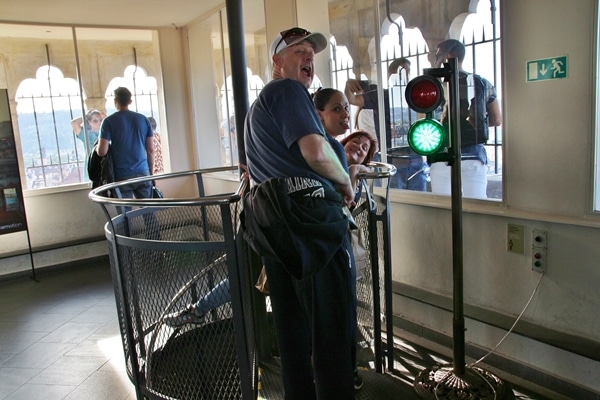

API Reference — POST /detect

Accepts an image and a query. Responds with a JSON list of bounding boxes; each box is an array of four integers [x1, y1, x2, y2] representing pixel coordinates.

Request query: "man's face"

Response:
[[274, 41, 316, 88]]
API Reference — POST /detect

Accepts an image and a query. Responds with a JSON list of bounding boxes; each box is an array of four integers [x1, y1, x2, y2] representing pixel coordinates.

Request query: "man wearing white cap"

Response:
[[243, 27, 356, 398]]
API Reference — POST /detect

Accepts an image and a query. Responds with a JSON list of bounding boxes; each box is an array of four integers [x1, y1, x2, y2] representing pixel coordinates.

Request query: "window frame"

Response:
[[0, 23, 166, 193], [329, 0, 503, 201]]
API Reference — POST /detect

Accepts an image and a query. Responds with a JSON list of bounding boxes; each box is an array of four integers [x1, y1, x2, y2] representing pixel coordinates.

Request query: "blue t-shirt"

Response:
[[327, 135, 349, 173], [245, 79, 336, 189], [99, 110, 153, 181], [77, 130, 99, 152]]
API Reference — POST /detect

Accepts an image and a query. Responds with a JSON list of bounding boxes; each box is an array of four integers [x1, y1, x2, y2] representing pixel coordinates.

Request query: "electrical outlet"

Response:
[[531, 229, 548, 273], [532, 229, 547, 247]]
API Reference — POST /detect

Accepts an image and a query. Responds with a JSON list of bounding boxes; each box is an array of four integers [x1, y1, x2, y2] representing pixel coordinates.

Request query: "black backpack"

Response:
[[87, 141, 114, 190], [458, 72, 489, 146]]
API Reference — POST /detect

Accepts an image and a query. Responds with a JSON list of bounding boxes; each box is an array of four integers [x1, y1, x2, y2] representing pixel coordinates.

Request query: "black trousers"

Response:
[[264, 233, 355, 400]]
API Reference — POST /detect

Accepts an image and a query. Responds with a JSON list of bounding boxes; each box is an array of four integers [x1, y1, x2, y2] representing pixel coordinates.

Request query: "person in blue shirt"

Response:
[[96, 87, 155, 200], [250, 26, 360, 399], [164, 87, 378, 393]]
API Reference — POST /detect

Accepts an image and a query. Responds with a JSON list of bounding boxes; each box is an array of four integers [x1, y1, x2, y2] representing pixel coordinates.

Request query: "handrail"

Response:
[[88, 166, 248, 208], [358, 161, 397, 180]]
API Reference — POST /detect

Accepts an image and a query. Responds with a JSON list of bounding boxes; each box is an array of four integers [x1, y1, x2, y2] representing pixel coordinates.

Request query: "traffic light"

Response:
[[405, 75, 445, 156]]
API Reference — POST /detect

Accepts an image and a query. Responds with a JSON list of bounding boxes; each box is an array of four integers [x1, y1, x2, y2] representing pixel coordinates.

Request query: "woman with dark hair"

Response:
[[313, 89, 379, 200], [313, 87, 350, 138]]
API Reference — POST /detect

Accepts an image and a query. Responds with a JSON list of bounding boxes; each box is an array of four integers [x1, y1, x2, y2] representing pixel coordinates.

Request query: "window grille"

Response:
[[330, 1, 502, 196], [15, 64, 87, 189]]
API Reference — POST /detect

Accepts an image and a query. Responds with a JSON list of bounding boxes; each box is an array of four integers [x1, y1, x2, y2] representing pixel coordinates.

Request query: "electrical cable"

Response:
[[425, 265, 540, 400], [469, 271, 545, 367]]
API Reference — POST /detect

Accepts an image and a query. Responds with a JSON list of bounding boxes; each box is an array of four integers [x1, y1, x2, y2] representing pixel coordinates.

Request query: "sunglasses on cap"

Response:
[[273, 27, 311, 55]]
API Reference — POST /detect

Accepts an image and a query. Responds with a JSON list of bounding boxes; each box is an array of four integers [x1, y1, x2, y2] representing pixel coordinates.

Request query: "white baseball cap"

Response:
[[270, 27, 328, 56]]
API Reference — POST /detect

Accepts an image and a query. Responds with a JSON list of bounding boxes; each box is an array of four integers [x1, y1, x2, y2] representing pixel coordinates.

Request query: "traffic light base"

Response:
[[414, 364, 515, 400]]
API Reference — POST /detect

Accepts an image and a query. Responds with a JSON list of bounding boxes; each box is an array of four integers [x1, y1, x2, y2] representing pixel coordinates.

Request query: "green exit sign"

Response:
[[527, 56, 568, 82]]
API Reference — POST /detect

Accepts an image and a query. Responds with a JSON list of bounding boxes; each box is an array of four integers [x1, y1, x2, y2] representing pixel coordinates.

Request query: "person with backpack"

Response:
[[429, 39, 502, 199], [96, 87, 155, 200]]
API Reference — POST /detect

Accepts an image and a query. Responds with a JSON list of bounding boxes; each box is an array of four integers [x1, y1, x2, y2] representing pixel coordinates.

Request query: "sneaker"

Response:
[[353, 370, 363, 390], [163, 305, 204, 327]]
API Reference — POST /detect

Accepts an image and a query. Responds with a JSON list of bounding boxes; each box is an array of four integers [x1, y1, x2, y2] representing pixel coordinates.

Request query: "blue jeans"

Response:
[[117, 177, 160, 239], [392, 159, 428, 191], [373, 152, 428, 191], [194, 279, 231, 314], [118, 177, 152, 200]]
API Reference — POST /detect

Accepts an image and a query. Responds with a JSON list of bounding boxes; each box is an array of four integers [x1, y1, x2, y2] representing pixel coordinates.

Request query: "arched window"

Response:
[[220, 68, 265, 166], [15, 65, 86, 189], [330, 37, 357, 90], [328, 0, 502, 199], [105, 65, 160, 122], [5, 25, 165, 190]]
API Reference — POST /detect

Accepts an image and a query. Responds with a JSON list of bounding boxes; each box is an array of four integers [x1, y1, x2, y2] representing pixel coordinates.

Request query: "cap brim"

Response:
[[278, 32, 328, 55], [300, 32, 328, 54]]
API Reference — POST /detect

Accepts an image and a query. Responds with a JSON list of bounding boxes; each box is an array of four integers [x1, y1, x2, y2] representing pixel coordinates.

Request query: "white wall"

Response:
[[385, 0, 600, 392], [0, 187, 107, 276]]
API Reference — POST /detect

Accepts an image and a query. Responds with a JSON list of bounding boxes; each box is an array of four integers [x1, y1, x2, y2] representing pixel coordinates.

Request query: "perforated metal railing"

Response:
[[89, 163, 397, 400], [89, 167, 254, 400], [353, 162, 397, 373]]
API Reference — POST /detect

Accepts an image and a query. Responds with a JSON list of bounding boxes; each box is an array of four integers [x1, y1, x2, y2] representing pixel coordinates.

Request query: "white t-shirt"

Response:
[[355, 108, 376, 137]]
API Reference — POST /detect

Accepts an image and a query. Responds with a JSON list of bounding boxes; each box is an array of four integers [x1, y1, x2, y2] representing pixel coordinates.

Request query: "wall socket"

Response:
[[531, 229, 548, 273]]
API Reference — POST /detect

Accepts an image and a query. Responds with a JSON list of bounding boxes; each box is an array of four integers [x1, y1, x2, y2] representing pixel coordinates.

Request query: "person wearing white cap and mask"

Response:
[[242, 27, 356, 399]]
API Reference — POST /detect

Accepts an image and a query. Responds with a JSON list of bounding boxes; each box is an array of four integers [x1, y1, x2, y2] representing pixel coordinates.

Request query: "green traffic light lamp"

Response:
[[407, 118, 445, 156]]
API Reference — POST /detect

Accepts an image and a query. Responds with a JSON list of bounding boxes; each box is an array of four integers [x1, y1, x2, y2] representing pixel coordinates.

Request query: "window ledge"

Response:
[[385, 188, 600, 229], [23, 183, 91, 198]]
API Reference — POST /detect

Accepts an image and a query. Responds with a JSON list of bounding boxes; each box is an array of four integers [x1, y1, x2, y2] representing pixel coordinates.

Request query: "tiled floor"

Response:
[[0, 262, 135, 400], [0, 261, 555, 400]]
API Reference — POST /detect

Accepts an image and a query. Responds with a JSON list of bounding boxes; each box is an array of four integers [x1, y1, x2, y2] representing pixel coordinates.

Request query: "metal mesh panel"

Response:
[[355, 186, 392, 367], [94, 166, 396, 399], [354, 199, 376, 346], [110, 203, 243, 399], [374, 200, 390, 327], [93, 169, 251, 400]]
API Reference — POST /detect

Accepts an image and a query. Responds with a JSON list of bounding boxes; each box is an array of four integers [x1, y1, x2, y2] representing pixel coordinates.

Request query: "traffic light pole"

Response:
[[447, 58, 466, 376], [413, 59, 514, 399], [423, 57, 467, 375]]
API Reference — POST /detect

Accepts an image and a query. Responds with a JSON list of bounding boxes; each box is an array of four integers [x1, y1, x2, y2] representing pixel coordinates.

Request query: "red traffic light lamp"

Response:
[[405, 75, 444, 113]]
